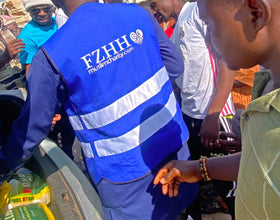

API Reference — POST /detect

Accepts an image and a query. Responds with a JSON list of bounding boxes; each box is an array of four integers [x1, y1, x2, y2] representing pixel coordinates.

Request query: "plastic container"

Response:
[[0, 90, 104, 220]]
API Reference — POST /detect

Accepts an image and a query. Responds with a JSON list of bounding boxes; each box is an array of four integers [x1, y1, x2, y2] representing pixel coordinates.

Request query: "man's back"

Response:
[[43, 2, 189, 184]]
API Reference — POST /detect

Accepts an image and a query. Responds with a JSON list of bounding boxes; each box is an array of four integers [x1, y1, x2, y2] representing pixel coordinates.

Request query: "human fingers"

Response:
[[161, 182, 169, 195], [11, 42, 25, 50], [161, 176, 181, 197], [203, 137, 216, 149], [8, 39, 25, 46], [154, 167, 169, 185], [154, 160, 178, 185], [208, 140, 216, 149], [14, 43, 25, 50], [200, 134, 212, 148], [217, 139, 238, 146], [219, 131, 236, 139], [222, 144, 241, 153], [200, 135, 205, 147], [16, 48, 24, 53], [200, 131, 217, 148], [159, 166, 181, 185], [9, 39, 24, 44], [9, 40, 25, 50], [171, 179, 180, 197], [6, 41, 25, 58], [166, 181, 175, 197], [216, 139, 241, 153], [166, 178, 181, 198], [154, 161, 182, 188]]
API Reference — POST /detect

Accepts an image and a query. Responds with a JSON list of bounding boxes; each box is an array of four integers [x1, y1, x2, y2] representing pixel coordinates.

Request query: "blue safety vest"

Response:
[[42, 3, 189, 184]]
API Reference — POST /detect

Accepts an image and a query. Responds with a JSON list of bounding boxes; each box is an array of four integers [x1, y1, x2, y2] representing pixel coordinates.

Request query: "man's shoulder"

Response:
[[176, 2, 205, 32], [178, 2, 199, 21], [18, 24, 34, 42], [19, 21, 36, 35]]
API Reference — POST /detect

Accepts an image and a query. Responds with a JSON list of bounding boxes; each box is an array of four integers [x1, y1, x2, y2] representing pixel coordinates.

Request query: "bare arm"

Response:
[[200, 60, 235, 147], [154, 152, 241, 197], [206, 152, 240, 180]]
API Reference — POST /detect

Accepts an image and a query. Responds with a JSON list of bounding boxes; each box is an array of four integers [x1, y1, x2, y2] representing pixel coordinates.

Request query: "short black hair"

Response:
[[138, 1, 151, 9]]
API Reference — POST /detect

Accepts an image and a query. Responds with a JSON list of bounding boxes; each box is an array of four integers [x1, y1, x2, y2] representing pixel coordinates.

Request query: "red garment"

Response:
[[165, 26, 174, 38]]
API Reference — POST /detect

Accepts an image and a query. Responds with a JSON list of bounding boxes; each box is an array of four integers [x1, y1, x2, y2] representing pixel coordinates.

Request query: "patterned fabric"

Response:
[[236, 70, 280, 219], [0, 0, 31, 29], [231, 66, 260, 110]]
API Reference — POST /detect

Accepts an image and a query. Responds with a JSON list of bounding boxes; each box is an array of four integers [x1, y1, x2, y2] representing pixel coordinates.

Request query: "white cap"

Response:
[[22, 0, 55, 12]]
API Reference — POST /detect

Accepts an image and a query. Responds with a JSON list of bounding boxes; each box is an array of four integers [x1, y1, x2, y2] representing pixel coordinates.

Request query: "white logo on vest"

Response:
[[130, 29, 143, 45], [81, 29, 144, 74]]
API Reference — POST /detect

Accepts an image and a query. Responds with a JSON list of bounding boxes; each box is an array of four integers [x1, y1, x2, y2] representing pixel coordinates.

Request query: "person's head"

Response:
[[49, 0, 98, 17], [197, 0, 278, 71], [150, 0, 184, 22], [138, 1, 157, 20], [138, 0, 151, 9], [22, 0, 55, 26]]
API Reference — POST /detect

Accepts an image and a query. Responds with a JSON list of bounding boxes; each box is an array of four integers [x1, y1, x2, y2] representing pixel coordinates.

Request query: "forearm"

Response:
[[206, 152, 241, 181], [154, 152, 241, 189], [207, 60, 235, 115]]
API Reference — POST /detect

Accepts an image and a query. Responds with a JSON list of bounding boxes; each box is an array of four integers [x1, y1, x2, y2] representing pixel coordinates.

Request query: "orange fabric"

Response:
[[231, 65, 260, 110], [160, 17, 176, 31]]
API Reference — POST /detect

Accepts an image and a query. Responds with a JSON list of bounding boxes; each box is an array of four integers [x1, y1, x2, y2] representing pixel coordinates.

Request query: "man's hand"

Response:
[[153, 160, 201, 197], [52, 114, 61, 125], [6, 39, 25, 59], [200, 112, 220, 148], [216, 131, 241, 153]]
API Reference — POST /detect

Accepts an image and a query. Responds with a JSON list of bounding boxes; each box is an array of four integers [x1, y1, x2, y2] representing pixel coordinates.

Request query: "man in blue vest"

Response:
[[0, 0, 198, 219]]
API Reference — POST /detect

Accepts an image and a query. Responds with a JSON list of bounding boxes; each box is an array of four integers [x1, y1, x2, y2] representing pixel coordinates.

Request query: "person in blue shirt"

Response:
[[19, 0, 57, 75], [1, 0, 199, 219]]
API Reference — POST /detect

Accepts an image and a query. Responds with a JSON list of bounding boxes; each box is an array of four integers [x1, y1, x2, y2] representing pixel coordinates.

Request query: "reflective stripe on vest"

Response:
[[69, 67, 168, 130], [69, 67, 177, 157]]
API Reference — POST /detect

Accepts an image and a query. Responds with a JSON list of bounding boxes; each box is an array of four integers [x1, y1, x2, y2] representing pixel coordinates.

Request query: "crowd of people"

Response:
[[0, 0, 279, 220]]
